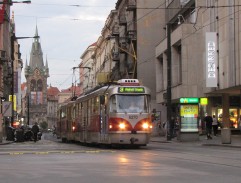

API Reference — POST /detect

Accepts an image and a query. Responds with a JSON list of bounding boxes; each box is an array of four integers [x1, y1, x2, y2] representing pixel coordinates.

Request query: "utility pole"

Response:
[[166, 23, 172, 141], [10, 34, 15, 126], [27, 95, 30, 125]]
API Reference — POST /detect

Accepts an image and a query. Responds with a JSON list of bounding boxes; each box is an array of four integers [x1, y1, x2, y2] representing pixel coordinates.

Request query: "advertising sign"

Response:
[[180, 104, 199, 132], [206, 32, 217, 87], [8, 95, 16, 111]]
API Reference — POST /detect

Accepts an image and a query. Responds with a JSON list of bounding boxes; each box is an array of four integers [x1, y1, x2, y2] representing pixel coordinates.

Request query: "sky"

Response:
[[12, 0, 116, 90]]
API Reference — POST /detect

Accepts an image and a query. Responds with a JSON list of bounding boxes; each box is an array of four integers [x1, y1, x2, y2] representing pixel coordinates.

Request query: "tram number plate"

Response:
[[129, 115, 138, 119]]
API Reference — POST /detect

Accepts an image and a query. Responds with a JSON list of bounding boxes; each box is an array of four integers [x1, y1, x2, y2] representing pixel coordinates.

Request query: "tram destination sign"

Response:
[[118, 87, 145, 93]]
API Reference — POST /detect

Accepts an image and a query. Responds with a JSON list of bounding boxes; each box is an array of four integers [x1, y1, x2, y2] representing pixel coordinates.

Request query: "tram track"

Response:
[[115, 142, 241, 169]]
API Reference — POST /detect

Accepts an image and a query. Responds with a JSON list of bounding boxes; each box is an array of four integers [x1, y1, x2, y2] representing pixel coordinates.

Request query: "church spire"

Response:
[[25, 57, 28, 67], [29, 25, 44, 70], [45, 55, 48, 68], [34, 25, 40, 42], [45, 55, 49, 77], [35, 25, 38, 36]]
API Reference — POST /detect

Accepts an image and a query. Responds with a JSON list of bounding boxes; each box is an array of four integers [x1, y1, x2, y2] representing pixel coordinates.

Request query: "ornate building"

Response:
[[24, 26, 49, 125]]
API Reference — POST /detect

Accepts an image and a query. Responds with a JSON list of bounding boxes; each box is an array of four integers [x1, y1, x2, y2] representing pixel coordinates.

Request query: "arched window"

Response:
[[30, 79, 36, 91], [37, 79, 43, 91]]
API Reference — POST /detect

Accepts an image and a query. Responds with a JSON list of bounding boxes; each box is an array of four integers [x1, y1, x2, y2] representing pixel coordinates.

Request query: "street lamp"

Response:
[[10, 34, 39, 126], [20, 117, 24, 125], [0, 1, 31, 4], [72, 66, 91, 70]]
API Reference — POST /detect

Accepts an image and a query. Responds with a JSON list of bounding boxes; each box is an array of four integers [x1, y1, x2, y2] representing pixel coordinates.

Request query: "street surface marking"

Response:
[[1, 150, 116, 156]]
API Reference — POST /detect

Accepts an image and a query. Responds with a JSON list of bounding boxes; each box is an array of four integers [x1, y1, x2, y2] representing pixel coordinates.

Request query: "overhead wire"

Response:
[[13, 2, 241, 89], [23, 3, 113, 8]]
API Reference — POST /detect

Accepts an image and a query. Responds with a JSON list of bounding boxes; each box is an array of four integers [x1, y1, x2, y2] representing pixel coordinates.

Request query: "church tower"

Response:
[[25, 26, 49, 125]]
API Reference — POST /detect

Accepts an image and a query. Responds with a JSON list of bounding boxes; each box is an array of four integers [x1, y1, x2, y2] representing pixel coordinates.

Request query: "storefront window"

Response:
[[217, 108, 238, 128]]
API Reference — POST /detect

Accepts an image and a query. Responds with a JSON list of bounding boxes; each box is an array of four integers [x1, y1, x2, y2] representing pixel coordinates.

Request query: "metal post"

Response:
[[11, 35, 15, 126], [166, 23, 172, 141], [27, 95, 30, 125]]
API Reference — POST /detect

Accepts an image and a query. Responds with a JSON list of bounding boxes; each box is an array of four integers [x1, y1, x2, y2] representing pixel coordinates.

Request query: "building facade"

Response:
[[79, 42, 96, 93], [0, 1, 11, 141], [47, 86, 60, 129], [154, 0, 241, 140]]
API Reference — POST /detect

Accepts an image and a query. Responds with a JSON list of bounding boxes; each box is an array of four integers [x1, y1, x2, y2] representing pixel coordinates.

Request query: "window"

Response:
[[110, 96, 117, 112], [116, 95, 149, 113], [173, 44, 182, 85], [157, 55, 164, 91]]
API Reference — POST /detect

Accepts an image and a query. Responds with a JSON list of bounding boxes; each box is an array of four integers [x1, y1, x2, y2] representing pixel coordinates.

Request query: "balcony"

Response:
[[126, 0, 136, 11], [127, 30, 137, 41], [111, 24, 119, 36], [119, 14, 127, 26], [112, 52, 120, 61], [0, 50, 7, 62], [119, 41, 128, 54]]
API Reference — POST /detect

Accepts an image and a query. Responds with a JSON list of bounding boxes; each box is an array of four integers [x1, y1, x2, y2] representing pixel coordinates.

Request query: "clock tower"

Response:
[[25, 26, 49, 125]]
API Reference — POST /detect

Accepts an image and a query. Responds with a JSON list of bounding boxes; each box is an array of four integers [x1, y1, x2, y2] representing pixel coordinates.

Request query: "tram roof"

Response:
[[76, 82, 151, 102]]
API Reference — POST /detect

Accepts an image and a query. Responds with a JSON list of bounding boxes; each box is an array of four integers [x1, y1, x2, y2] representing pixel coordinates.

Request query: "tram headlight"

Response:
[[142, 123, 149, 129], [119, 123, 126, 129], [109, 124, 113, 129]]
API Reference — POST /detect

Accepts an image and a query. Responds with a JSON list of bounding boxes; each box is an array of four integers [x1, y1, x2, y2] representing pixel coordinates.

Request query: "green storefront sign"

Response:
[[180, 98, 199, 104]]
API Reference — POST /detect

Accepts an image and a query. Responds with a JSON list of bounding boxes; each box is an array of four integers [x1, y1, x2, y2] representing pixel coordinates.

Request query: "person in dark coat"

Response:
[[204, 113, 213, 139], [31, 122, 40, 142]]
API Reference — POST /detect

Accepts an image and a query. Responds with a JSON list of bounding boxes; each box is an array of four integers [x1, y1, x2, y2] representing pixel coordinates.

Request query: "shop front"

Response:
[[211, 96, 241, 134]]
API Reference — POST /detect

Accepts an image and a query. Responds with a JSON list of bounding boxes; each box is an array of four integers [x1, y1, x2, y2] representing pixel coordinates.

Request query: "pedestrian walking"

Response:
[[31, 122, 40, 142], [212, 115, 218, 136], [204, 113, 213, 139], [238, 116, 241, 134]]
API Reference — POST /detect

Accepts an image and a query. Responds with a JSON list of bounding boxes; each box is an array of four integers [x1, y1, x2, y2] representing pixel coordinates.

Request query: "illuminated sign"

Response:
[[9, 95, 16, 111], [206, 32, 217, 87], [180, 98, 199, 104], [180, 105, 199, 132], [118, 87, 145, 93], [200, 98, 208, 105], [180, 105, 198, 117]]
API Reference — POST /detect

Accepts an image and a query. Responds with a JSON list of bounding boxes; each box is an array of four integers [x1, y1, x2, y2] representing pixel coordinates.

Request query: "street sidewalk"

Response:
[[151, 134, 241, 148], [0, 137, 14, 145], [1, 134, 241, 148]]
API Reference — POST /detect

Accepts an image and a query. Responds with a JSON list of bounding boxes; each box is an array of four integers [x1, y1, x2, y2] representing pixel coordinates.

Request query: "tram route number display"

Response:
[[118, 87, 145, 93]]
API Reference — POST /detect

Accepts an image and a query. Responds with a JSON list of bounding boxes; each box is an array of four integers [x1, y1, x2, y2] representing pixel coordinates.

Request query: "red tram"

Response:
[[57, 79, 152, 146]]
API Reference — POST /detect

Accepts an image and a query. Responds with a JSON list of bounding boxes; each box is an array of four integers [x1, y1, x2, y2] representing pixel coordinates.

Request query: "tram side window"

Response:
[[73, 106, 76, 119], [110, 96, 117, 112], [93, 97, 99, 114]]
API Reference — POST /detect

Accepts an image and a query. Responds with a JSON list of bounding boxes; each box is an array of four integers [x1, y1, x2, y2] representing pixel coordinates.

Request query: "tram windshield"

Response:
[[110, 95, 149, 113]]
